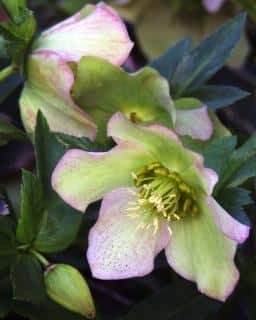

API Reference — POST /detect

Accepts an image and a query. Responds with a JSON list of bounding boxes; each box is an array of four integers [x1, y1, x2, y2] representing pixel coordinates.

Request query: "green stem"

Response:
[[30, 249, 50, 268], [0, 65, 16, 82]]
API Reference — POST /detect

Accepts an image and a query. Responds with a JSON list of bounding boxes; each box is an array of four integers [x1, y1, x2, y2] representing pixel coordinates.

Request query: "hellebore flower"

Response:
[[72, 56, 214, 144], [19, 2, 133, 139], [52, 112, 249, 301]]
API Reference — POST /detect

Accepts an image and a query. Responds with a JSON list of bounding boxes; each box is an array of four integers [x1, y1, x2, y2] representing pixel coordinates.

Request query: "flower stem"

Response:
[[0, 65, 16, 82], [30, 249, 50, 268]]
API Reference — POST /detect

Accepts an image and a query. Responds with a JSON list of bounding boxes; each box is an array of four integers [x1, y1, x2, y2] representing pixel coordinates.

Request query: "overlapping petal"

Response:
[[33, 2, 133, 66], [72, 56, 175, 143], [175, 107, 213, 141], [20, 52, 97, 139], [108, 112, 217, 194], [165, 193, 240, 301], [87, 188, 170, 279], [52, 142, 154, 212]]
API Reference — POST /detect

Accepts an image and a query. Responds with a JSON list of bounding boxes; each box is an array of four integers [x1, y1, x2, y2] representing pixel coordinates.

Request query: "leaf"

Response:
[[120, 280, 221, 320], [55, 133, 102, 152], [190, 85, 250, 109], [203, 136, 237, 175], [35, 112, 66, 207], [34, 113, 83, 253], [0, 0, 27, 24], [0, 116, 27, 146], [171, 14, 246, 97], [11, 254, 46, 305], [217, 187, 252, 226], [149, 38, 191, 81], [16, 170, 45, 244], [0, 72, 22, 104], [215, 133, 256, 194], [0, 6, 36, 66], [34, 202, 83, 254]]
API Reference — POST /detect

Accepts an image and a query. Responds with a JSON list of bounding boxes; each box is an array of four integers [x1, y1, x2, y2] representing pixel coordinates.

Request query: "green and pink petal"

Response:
[[51, 142, 154, 212], [165, 194, 241, 302], [32, 2, 133, 66], [87, 188, 170, 279], [20, 52, 97, 138]]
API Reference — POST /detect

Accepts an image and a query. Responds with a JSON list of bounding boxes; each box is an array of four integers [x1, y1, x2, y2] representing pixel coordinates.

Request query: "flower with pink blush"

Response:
[[19, 2, 133, 138], [52, 112, 250, 301]]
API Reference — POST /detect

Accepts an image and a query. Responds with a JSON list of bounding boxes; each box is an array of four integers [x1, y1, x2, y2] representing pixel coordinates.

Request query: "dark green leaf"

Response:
[[228, 156, 256, 188], [0, 73, 22, 104], [35, 112, 66, 207], [120, 280, 220, 320], [34, 202, 83, 253], [0, 116, 26, 146], [34, 113, 83, 252], [149, 38, 191, 81], [0, 6, 36, 66], [190, 85, 250, 109], [11, 298, 86, 320], [56, 132, 102, 151], [16, 170, 45, 244], [171, 14, 246, 97], [0, 0, 27, 24], [203, 136, 237, 175], [217, 187, 252, 226], [215, 133, 256, 193], [11, 254, 46, 305]]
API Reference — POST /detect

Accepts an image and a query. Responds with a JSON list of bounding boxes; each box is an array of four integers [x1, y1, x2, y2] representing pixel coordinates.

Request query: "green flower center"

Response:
[[128, 162, 198, 234]]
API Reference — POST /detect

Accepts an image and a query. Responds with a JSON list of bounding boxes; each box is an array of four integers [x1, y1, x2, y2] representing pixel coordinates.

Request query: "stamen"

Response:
[[128, 162, 199, 231]]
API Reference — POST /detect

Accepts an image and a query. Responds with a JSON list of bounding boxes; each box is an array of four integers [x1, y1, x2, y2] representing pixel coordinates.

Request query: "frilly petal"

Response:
[[206, 196, 250, 244], [51, 142, 154, 212], [108, 112, 218, 194], [87, 188, 170, 279], [165, 193, 240, 301]]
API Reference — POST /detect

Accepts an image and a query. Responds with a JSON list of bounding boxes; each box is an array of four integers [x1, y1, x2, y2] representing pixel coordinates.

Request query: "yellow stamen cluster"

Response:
[[127, 162, 198, 234]]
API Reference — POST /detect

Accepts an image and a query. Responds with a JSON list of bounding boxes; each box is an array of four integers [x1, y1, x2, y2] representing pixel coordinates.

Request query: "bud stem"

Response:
[[30, 249, 50, 268], [0, 65, 16, 82]]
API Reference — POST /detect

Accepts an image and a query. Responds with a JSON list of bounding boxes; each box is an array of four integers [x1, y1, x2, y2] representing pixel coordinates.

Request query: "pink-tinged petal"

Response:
[[20, 52, 96, 139], [52, 142, 154, 212], [87, 188, 170, 279], [206, 196, 250, 244], [107, 112, 197, 173], [202, 0, 225, 13], [108, 112, 217, 194], [175, 107, 213, 141], [183, 152, 218, 195], [33, 3, 133, 66], [165, 193, 239, 301]]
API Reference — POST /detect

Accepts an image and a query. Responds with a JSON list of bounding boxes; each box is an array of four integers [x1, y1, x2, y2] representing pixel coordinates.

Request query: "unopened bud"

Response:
[[44, 264, 95, 318]]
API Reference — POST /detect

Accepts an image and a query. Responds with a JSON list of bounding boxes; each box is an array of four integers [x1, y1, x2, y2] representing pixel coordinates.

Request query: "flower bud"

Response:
[[44, 264, 95, 318]]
